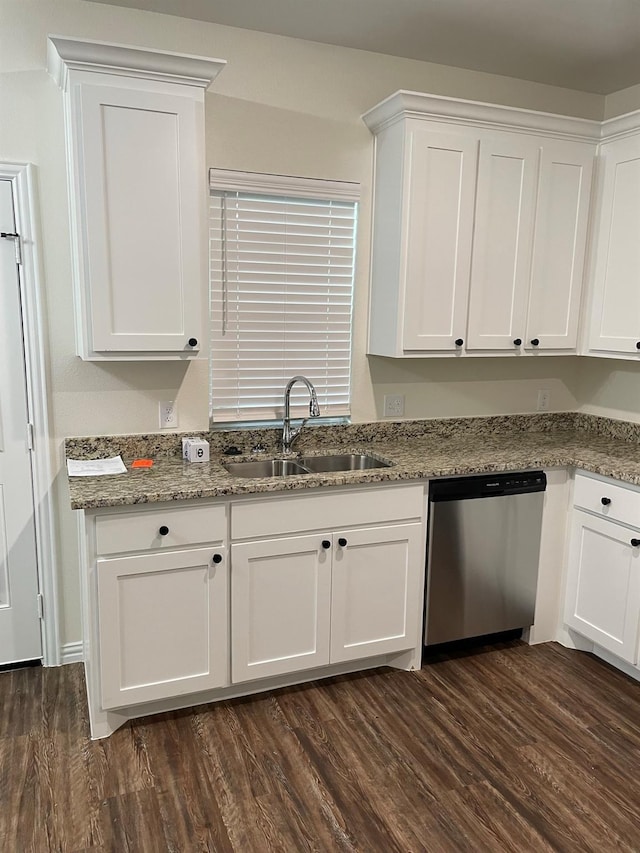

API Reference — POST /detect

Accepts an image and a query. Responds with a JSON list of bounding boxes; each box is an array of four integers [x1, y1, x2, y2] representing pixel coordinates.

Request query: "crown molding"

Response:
[[600, 108, 640, 142], [362, 90, 603, 142], [47, 35, 226, 91], [209, 168, 360, 201]]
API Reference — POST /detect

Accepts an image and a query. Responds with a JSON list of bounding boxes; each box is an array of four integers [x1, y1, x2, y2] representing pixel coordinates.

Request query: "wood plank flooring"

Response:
[[2, 641, 640, 852]]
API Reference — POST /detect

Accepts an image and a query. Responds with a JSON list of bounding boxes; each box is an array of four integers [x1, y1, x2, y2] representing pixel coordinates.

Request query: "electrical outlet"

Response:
[[537, 390, 550, 412], [159, 400, 178, 429], [383, 394, 405, 418]]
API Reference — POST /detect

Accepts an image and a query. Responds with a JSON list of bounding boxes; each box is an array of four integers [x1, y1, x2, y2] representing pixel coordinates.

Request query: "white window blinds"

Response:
[[209, 171, 358, 424]]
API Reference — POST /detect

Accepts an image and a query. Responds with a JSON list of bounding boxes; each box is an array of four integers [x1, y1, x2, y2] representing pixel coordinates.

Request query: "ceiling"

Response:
[[84, 0, 640, 94]]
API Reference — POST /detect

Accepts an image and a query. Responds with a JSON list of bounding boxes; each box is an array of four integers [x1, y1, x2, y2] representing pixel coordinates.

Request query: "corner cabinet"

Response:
[[585, 132, 640, 359], [564, 472, 640, 664], [47, 37, 226, 360], [363, 92, 597, 358]]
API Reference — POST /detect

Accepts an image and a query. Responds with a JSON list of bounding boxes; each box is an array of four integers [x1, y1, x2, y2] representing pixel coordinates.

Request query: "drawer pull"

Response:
[[601, 497, 611, 506], [338, 537, 348, 547], [632, 539, 640, 548], [159, 525, 169, 536], [212, 553, 223, 564], [321, 540, 331, 550]]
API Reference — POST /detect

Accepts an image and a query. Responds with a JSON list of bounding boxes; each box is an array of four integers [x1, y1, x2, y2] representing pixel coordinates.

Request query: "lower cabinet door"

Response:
[[330, 523, 423, 663], [97, 547, 228, 709], [231, 534, 331, 683], [564, 511, 640, 663]]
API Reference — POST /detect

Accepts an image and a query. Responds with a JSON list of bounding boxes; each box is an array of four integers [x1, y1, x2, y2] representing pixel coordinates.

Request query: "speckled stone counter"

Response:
[[65, 413, 640, 510]]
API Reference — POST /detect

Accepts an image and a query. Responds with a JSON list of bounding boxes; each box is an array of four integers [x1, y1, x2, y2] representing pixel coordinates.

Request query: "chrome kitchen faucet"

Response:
[[282, 376, 321, 453]]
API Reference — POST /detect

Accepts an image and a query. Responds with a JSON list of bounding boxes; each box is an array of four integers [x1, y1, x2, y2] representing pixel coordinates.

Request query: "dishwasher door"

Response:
[[425, 482, 545, 646]]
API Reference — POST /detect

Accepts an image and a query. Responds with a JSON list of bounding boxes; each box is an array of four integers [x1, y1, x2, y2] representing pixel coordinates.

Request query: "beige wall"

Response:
[[0, 0, 638, 647]]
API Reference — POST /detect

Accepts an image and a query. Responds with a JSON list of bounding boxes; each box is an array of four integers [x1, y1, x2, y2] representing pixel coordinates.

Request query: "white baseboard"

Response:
[[60, 641, 83, 664]]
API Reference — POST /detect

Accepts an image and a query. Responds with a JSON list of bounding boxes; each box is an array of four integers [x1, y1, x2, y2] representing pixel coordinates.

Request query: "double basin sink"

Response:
[[224, 453, 391, 478]]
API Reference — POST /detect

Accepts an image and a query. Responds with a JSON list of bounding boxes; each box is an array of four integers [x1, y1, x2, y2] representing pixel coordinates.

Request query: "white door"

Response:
[[0, 179, 41, 665], [588, 135, 640, 356], [525, 140, 594, 351], [330, 523, 423, 664], [231, 534, 331, 683], [466, 134, 540, 351], [564, 510, 640, 663], [402, 128, 478, 351]]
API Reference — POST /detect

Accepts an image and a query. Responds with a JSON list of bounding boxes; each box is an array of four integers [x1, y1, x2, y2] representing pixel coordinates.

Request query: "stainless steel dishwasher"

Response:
[[424, 471, 546, 647]]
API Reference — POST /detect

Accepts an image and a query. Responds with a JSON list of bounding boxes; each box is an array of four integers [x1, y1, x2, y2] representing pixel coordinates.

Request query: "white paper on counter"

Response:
[[67, 455, 127, 476]]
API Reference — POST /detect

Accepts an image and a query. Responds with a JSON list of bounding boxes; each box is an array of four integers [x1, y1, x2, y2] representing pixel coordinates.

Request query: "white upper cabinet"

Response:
[[586, 133, 640, 358], [48, 37, 225, 360], [526, 140, 594, 351], [363, 91, 598, 358], [397, 125, 478, 352], [466, 134, 540, 351]]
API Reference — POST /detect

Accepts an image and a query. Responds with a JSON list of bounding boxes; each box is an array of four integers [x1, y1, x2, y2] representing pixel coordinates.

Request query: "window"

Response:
[[208, 169, 358, 424]]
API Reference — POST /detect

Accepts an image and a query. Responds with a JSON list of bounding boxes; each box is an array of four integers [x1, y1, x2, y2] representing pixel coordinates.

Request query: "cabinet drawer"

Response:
[[231, 485, 424, 540], [573, 473, 640, 530], [95, 503, 226, 556]]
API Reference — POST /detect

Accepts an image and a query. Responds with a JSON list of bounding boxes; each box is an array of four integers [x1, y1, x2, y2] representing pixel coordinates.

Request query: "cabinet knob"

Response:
[[212, 553, 223, 564], [455, 338, 464, 347], [321, 539, 331, 550], [631, 539, 640, 547], [159, 525, 169, 536], [188, 337, 198, 347], [338, 537, 348, 547], [513, 338, 522, 346], [636, 342, 640, 350], [601, 497, 611, 506], [530, 338, 540, 347]]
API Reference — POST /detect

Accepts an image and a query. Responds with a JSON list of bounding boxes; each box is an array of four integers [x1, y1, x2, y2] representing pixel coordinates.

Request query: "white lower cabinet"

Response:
[[98, 546, 228, 709], [231, 520, 423, 683], [564, 474, 640, 664], [231, 534, 331, 683], [330, 524, 423, 663], [84, 484, 425, 737]]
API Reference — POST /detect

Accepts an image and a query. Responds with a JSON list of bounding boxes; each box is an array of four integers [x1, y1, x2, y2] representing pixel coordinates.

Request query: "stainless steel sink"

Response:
[[298, 454, 391, 473], [223, 453, 391, 478], [223, 459, 309, 478]]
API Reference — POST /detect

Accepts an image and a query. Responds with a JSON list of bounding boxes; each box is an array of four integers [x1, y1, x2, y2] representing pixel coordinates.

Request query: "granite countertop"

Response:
[[65, 414, 640, 510]]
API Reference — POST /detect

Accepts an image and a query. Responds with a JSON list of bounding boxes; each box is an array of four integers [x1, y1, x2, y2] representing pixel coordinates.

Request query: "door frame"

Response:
[[1, 162, 60, 666]]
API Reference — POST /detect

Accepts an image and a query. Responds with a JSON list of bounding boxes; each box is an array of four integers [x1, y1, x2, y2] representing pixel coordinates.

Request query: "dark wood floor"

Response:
[[2, 642, 640, 852]]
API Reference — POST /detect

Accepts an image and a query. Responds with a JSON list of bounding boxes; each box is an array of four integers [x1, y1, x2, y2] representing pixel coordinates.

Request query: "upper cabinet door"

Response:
[[525, 141, 594, 352], [466, 135, 540, 351], [401, 128, 478, 351], [77, 83, 204, 356], [588, 135, 640, 357], [48, 37, 225, 360]]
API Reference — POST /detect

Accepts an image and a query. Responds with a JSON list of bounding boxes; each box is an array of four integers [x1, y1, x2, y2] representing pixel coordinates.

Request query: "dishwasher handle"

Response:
[[430, 471, 546, 502]]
